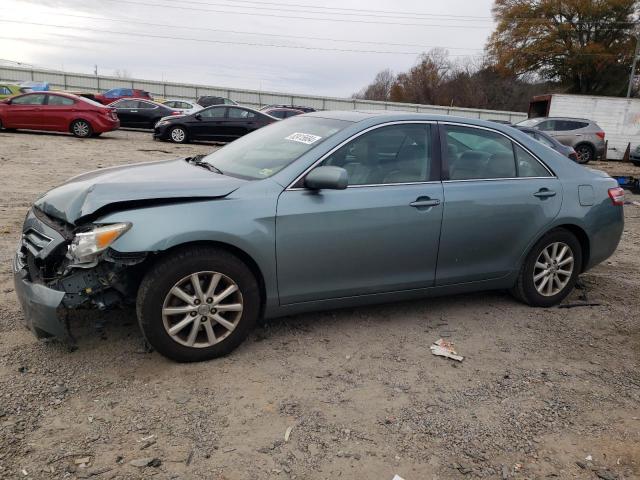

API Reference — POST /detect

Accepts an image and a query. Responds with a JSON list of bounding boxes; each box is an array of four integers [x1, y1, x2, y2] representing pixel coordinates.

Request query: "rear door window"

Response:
[[228, 108, 256, 119], [46, 95, 75, 106], [136, 101, 156, 109], [445, 125, 516, 180], [114, 99, 138, 108], [536, 120, 556, 131], [514, 145, 552, 177], [555, 120, 589, 131], [11, 94, 46, 105]]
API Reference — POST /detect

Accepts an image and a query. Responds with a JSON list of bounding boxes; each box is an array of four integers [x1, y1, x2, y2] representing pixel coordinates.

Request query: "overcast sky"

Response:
[[1, 0, 496, 97]]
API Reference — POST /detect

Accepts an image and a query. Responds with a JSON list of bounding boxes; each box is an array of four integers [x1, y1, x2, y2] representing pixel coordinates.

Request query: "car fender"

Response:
[[96, 180, 283, 308]]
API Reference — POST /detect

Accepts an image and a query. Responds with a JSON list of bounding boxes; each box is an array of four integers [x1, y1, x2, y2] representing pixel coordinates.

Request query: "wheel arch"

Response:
[[541, 224, 590, 273], [147, 240, 267, 315]]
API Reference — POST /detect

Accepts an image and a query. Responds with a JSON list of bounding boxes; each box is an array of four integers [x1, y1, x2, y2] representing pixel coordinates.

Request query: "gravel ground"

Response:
[[0, 129, 639, 480]]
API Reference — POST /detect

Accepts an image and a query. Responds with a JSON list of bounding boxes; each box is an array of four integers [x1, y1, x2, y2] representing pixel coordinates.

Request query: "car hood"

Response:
[[34, 158, 247, 224]]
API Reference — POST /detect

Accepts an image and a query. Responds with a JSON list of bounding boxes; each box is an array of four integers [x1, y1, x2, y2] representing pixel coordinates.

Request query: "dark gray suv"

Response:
[[516, 117, 606, 163]]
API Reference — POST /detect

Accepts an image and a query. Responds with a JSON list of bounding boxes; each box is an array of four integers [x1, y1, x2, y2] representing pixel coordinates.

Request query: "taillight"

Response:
[[569, 152, 578, 161], [171, 111, 181, 115], [608, 187, 624, 206], [596, 131, 605, 140]]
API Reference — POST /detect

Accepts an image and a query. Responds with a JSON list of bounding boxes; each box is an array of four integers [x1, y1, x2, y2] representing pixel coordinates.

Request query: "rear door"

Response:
[[5, 94, 46, 128], [111, 99, 138, 127], [134, 100, 161, 128], [227, 107, 255, 138], [44, 94, 76, 130], [437, 123, 562, 285], [549, 120, 590, 146]]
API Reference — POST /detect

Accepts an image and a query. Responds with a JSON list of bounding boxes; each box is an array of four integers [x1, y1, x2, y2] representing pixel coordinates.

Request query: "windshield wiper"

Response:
[[185, 155, 224, 175]]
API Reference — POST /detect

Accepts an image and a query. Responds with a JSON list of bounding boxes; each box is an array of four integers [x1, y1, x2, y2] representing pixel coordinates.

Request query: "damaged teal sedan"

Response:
[[14, 112, 624, 362]]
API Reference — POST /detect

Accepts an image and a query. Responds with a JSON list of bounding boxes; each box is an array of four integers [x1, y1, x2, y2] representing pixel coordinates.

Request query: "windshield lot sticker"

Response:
[[285, 132, 322, 145]]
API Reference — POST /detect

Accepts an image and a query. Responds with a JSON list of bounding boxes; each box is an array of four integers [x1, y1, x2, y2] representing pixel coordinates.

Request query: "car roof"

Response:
[[266, 107, 304, 112]]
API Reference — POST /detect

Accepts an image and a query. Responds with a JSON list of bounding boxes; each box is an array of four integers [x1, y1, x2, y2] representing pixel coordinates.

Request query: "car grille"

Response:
[[22, 228, 53, 256]]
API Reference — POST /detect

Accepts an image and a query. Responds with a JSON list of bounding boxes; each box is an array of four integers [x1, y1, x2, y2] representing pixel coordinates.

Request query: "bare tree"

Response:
[[114, 69, 132, 79], [353, 69, 396, 101]]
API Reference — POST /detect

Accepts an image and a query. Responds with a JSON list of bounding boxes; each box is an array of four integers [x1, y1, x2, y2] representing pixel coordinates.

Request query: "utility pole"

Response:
[[94, 64, 98, 76], [627, 33, 640, 98]]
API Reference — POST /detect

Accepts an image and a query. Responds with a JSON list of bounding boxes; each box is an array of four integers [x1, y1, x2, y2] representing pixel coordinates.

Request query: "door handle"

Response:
[[410, 197, 441, 208], [130, 110, 138, 113], [533, 189, 556, 198]]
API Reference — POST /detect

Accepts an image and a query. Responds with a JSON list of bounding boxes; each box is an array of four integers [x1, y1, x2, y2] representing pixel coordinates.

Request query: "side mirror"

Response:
[[304, 166, 348, 190], [194, 113, 202, 120]]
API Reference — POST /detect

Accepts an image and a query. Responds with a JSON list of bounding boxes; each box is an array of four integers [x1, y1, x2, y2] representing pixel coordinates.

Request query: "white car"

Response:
[[161, 99, 203, 115]]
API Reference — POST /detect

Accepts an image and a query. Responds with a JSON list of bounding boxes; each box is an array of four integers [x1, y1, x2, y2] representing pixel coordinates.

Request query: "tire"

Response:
[[510, 229, 582, 308], [574, 143, 594, 164], [136, 247, 260, 362], [70, 119, 93, 138], [169, 126, 188, 143]]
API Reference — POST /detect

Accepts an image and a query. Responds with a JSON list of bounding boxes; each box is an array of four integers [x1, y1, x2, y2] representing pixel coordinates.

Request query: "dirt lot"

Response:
[[0, 129, 639, 480]]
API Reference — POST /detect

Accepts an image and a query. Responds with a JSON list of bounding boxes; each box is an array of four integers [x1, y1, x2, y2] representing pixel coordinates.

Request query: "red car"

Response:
[[93, 88, 152, 105], [0, 92, 120, 138]]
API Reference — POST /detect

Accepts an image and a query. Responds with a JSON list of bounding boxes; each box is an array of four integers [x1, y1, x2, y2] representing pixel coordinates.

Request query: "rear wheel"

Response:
[[510, 229, 582, 307], [70, 119, 93, 138], [136, 247, 260, 362], [575, 143, 594, 164], [169, 126, 188, 143]]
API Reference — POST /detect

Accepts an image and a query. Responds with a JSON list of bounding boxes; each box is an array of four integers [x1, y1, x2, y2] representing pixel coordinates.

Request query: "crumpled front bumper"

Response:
[[13, 251, 68, 339]]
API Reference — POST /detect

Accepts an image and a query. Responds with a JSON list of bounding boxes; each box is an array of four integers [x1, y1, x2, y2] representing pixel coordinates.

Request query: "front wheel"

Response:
[[169, 126, 188, 143], [510, 229, 582, 307], [575, 144, 594, 164], [136, 247, 260, 362], [70, 119, 93, 138]]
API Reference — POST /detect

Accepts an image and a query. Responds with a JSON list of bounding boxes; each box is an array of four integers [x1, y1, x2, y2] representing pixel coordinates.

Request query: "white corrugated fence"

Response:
[[0, 65, 528, 123]]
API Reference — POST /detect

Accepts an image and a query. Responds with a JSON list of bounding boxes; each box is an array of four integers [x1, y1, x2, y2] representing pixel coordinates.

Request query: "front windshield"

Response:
[[203, 116, 351, 180], [516, 118, 542, 127]]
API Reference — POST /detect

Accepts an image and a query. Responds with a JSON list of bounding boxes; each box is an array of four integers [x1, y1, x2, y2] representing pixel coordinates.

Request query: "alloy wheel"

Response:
[[73, 121, 90, 137], [162, 271, 243, 348], [533, 242, 574, 296], [171, 128, 186, 142], [576, 145, 592, 163]]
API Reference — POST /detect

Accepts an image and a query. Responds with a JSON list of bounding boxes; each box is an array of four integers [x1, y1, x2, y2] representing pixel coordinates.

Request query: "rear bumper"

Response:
[[93, 118, 120, 133], [13, 252, 68, 339]]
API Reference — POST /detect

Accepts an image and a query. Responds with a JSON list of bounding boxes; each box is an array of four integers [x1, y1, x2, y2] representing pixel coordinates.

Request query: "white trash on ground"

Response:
[[430, 338, 464, 362]]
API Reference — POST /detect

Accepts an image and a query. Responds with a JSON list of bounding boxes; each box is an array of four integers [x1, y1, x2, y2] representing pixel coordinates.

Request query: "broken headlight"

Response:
[[68, 223, 131, 264]]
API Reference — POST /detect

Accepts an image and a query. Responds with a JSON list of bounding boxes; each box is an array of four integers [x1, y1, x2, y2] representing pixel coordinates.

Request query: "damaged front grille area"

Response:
[[22, 228, 53, 256], [20, 207, 147, 313]]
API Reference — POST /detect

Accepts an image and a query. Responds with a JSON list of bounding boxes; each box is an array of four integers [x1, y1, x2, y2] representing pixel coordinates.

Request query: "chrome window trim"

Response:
[[440, 121, 556, 178], [285, 120, 438, 191], [443, 176, 554, 183]]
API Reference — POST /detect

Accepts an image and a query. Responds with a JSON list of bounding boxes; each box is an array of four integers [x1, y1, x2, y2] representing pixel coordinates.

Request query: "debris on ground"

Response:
[[430, 338, 464, 362], [284, 425, 294, 442]]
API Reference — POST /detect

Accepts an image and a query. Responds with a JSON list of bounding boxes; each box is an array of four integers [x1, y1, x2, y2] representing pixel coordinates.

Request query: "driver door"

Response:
[[275, 122, 443, 304]]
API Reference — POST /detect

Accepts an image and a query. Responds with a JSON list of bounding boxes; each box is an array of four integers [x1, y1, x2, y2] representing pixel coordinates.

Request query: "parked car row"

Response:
[[2, 88, 604, 161], [0, 88, 316, 141]]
